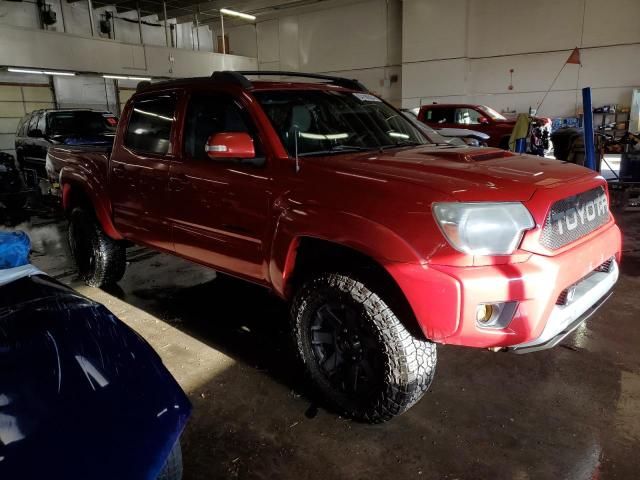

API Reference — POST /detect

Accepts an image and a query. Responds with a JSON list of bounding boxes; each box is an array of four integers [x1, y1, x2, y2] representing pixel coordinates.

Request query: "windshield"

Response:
[[482, 106, 507, 121], [254, 90, 430, 156], [48, 111, 117, 137]]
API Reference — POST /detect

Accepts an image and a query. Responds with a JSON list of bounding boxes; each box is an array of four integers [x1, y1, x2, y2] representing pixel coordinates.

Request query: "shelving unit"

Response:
[[593, 109, 630, 139]]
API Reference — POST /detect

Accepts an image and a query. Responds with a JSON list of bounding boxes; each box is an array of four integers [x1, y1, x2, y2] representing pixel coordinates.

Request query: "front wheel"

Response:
[[292, 273, 437, 423]]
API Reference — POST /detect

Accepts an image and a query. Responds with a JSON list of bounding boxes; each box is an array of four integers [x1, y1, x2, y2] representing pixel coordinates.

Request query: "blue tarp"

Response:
[[0, 231, 30, 269]]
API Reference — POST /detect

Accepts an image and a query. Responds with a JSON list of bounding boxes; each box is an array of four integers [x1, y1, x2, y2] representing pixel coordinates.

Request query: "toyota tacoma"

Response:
[[46, 71, 621, 423]]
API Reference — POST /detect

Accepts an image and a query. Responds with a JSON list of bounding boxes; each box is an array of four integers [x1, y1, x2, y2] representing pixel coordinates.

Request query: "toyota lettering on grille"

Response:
[[540, 187, 610, 249]]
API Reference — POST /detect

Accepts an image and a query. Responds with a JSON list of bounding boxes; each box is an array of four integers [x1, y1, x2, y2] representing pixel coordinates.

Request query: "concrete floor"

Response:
[[13, 209, 640, 479]]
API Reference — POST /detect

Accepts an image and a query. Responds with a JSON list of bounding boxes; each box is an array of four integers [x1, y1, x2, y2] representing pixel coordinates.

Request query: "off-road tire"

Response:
[[291, 273, 437, 423], [68, 207, 126, 287], [157, 440, 183, 480]]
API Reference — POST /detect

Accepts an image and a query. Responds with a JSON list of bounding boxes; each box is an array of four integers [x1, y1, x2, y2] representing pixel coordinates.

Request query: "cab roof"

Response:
[[136, 71, 367, 95]]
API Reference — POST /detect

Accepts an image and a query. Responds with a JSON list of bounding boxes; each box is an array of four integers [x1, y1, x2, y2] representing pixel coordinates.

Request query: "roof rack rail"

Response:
[[211, 70, 368, 92]]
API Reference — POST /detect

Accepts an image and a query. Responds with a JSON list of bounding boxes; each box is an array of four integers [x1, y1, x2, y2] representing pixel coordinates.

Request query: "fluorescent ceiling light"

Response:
[[103, 75, 152, 81], [220, 8, 256, 21], [388, 131, 410, 139], [8, 68, 75, 76], [299, 132, 349, 140]]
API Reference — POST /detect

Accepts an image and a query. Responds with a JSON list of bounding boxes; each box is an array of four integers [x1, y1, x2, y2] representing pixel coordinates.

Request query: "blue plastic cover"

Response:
[[0, 231, 30, 269]]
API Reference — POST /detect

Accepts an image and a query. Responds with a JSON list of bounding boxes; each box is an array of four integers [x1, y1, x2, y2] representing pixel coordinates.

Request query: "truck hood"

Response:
[[314, 146, 596, 202]]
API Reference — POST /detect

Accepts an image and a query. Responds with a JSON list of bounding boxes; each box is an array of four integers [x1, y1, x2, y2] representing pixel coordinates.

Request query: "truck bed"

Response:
[[46, 144, 112, 197]]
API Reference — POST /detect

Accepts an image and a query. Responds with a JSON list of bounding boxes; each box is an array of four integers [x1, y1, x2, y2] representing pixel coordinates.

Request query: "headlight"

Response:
[[433, 202, 535, 255], [462, 137, 480, 146]]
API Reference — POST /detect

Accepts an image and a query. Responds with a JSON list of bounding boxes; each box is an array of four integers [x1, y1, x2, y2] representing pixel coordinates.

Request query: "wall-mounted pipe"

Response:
[[87, 0, 96, 36]]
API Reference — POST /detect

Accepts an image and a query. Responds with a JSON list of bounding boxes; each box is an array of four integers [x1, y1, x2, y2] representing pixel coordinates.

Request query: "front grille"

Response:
[[540, 187, 609, 250], [594, 257, 614, 273], [556, 257, 615, 305]]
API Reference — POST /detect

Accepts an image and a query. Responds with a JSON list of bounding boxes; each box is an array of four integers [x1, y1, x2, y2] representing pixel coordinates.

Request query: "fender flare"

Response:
[[60, 169, 122, 240], [268, 206, 423, 298]]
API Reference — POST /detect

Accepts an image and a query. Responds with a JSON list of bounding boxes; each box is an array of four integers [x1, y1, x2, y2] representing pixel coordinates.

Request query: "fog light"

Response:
[[476, 304, 494, 324], [475, 302, 518, 329]]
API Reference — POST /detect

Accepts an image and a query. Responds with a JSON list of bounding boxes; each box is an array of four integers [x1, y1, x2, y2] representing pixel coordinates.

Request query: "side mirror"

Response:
[[477, 116, 490, 125], [29, 129, 44, 138], [205, 132, 255, 160]]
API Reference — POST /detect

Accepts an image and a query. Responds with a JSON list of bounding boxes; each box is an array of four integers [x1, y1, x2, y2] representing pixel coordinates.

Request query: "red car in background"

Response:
[[418, 103, 550, 149]]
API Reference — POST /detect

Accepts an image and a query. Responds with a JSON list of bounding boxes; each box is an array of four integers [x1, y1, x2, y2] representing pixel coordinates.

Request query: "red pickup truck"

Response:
[[47, 71, 621, 423], [417, 103, 550, 149]]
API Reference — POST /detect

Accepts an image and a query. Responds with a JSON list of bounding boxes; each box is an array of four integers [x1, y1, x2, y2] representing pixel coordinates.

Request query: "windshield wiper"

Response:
[[378, 142, 424, 151], [299, 145, 376, 157], [330, 145, 376, 152]]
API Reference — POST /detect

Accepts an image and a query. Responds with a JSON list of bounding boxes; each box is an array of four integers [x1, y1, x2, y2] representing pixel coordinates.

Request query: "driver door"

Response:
[[169, 91, 272, 283]]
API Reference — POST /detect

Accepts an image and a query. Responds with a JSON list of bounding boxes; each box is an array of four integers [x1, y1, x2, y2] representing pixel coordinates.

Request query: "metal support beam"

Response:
[[220, 11, 225, 54], [195, 6, 200, 50], [582, 87, 597, 171], [87, 0, 96, 36], [163, 0, 170, 47], [137, 1, 144, 44]]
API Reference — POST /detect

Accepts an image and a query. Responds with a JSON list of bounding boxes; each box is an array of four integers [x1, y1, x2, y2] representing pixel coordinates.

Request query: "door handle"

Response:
[[112, 165, 125, 177]]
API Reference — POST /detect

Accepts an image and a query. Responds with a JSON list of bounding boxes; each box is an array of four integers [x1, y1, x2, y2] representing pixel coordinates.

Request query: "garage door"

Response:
[[0, 83, 55, 158]]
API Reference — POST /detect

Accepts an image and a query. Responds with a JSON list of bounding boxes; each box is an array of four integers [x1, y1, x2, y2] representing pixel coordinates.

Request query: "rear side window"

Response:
[[37, 113, 47, 132], [27, 113, 39, 135], [16, 115, 30, 136], [425, 108, 454, 124], [124, 94, 177, 155]]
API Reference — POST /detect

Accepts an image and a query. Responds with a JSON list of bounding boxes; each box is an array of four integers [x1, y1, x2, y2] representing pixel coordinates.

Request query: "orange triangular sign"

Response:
[[566, 47, 581, 65]]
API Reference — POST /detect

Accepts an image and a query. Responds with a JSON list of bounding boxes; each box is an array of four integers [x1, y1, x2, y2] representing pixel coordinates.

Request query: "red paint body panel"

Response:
[[47, 79, 622, 350]]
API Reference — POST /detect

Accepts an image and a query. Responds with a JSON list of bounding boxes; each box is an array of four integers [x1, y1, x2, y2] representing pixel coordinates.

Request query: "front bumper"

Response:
[[386, 223, 622, 349], [508, 258, 618, 353]]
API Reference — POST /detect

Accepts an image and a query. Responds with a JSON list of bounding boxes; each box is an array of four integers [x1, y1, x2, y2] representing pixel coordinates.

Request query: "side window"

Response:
[[454, 108, 481, 125], [183, 93, 261, 161], [124, 94, 177, 155], [16, 116, 28, 136], [37, 113, 47, 133], [27, 114, 39, 135], [429, 108, 454, 124]]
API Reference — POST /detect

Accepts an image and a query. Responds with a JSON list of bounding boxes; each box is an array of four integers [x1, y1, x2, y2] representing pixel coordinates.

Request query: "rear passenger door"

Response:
[[110, 91, 179, 251], [168, 91, 272, 282]]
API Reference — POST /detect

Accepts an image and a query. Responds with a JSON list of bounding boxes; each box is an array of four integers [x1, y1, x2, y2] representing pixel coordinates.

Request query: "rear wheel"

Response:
[[292, 273, 437, 423], [68, 207, 126, 287]]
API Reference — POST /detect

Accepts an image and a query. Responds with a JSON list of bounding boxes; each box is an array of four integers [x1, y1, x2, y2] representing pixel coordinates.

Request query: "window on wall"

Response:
[[124, 94, 176, 155]]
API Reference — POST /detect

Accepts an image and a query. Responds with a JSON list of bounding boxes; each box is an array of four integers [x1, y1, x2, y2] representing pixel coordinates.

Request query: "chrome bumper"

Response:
[[509, 259, 619, 354]]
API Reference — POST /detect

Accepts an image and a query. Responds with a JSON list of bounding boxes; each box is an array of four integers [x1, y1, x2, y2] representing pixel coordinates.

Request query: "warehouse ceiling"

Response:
[[65, 0, 330, 22]]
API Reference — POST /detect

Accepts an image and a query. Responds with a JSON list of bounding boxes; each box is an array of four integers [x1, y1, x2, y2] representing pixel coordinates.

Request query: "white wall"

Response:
[[402, 0, 640, 117], [224, 0, 403, 104], [0, 24, 257, 78], [0, 0, 214, 51]]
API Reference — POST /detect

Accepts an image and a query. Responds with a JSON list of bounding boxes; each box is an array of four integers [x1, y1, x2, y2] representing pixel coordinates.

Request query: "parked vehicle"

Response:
[[14, 109, 117, 187], [401, 109, 489, 146], [0, 152, 30, 212], [417, 103, 550, 149], [47, 71, 621, 423], [0, 231, 190, 480]]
